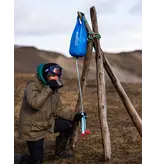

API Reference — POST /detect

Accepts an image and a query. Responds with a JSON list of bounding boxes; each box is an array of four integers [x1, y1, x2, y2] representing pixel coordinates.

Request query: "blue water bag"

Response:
[[69, 16, 87, 58]]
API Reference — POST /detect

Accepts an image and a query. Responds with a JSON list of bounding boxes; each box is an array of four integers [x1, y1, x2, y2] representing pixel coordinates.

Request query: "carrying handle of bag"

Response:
[[77, 16, 85, 25]]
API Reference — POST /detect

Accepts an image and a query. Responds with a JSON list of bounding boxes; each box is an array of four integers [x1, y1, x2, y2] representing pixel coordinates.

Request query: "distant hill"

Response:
[[14, 45, 142, 83]]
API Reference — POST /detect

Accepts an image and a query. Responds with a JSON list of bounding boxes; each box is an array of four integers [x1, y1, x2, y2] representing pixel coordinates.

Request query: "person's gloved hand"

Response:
[[47, 79, 63, 89], [47, 80, 55, 89], [73, 112, 87, 122]]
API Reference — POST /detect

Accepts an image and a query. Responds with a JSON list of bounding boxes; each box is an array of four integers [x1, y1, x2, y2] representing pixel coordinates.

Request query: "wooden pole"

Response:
[[90, 6, 111, 161], [70, 6, 141, 159], [70, 16, 94, 150], [102, 53, 142, 137], [78, 7, 142, 138]]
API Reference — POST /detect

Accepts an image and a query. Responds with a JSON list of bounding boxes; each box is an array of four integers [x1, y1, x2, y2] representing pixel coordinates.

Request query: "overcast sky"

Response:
[[14, 0, 142, 57]]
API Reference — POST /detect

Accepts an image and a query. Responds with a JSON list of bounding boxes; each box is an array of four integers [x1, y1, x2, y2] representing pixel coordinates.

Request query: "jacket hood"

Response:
[[36, 64, 47, 85]]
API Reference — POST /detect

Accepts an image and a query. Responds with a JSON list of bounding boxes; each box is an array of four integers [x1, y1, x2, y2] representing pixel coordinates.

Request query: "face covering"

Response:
[[48, 79, 63, 89]]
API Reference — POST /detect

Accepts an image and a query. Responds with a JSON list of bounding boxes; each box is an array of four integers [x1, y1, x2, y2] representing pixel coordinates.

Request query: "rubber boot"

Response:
[[14, 154, 23, 164], [55, 135, 73, 158], [20, 154, 42, 164], [14, 154, 30, 164], [20, 154, 30, 164]]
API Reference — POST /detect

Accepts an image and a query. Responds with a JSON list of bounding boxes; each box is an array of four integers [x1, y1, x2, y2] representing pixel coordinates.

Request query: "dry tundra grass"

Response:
[[14, 75, 142, 164]]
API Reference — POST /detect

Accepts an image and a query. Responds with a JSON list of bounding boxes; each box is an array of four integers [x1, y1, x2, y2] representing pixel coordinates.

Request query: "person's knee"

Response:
[[55, 118, 74, 133], [65, 121, 73, 132]]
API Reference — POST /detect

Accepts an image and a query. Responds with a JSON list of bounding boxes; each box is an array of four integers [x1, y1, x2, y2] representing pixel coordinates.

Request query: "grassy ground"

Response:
[[14, 76, 142, 164]]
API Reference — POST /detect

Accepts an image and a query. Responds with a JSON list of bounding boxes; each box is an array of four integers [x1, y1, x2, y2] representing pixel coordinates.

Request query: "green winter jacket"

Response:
[[19, 65, 75, 141]]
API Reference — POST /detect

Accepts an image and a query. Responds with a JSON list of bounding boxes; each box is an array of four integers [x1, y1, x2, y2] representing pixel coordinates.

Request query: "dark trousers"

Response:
[[54, 118, 73, 134], [54, 118, 74, 155], [21, 138, 44, 164], [22, 118, 73, 164]]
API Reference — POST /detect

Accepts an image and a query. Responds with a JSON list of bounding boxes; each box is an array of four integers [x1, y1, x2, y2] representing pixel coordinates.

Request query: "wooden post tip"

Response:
[[90, 6, 96, 10]]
